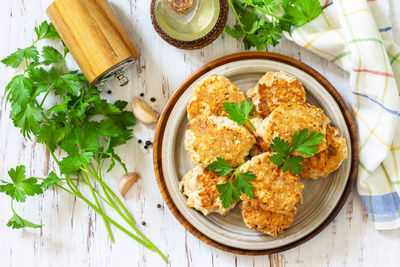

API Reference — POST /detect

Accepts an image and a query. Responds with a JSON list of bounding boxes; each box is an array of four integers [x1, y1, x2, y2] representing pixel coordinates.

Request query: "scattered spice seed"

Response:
[[157, 204, 162, 208], [138, 139, 142, 144], [150, 97, 156, 102], [140, 93, 144, 97], [141, 221, 146, 226], [107, 90, 112, 94], [144, 145, 148, 149], [145, 140, 152, 146]]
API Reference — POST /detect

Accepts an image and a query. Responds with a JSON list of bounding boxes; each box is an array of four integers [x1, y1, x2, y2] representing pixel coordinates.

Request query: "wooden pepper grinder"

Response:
[[47, 0, 139, 86]]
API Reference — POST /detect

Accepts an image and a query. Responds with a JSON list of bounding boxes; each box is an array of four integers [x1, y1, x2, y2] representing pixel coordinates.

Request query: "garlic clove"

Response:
[[132, 97, 159, 124], [119, 172, 139, 197]]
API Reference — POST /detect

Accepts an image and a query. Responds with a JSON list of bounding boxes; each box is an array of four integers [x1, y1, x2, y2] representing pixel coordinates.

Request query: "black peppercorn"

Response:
[[144, 145, 148, 149], [145, 140, 152, 146], [157, 204, 162, 208], [150, 97, 156, 102], [140, 93, 144, 97], [138, 139, 142, 144], [141, 221, 146, 226], [107, 90, 112, 94]]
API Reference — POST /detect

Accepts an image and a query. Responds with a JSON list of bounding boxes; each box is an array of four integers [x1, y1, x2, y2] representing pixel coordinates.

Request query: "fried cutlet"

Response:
[[238, 152, 303, 214], [187, 75, 246, 120], [247, 71, 306, 118], [301, 125, 348, 179], [185, 115, 255, 167], [179, 166, 235, 216], [253, 102, 330, 157], [241, 200, 298, 237]]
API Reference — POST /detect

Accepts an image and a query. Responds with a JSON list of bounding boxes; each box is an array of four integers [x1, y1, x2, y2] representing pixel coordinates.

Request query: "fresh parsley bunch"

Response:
[[226, 0, 323, 50], [0, 22, 166, 261], [207, 157, 256, 208]]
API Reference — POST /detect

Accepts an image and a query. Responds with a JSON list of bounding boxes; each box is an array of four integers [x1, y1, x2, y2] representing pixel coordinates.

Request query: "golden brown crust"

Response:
[[179, 166, 235, 216], [239, 152, 303, 214], [247, 71, 306, 118], [301, 125, 348, 179], [185, 115, 256, 167], [241, 200, 297, 237], [187, 75, 246, 120], [254, 102, 330, 157]]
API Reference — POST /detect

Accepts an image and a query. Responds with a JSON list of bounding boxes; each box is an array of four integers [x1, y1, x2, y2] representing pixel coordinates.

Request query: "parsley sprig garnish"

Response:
[[270, 128, 324, 175], [0, 21, 166, 261], [206, 157, 256, 208], [223, 100, 256, 131], [226, 0, 323, 50]]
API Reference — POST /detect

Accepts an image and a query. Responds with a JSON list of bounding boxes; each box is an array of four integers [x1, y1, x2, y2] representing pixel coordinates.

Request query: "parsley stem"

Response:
[[39, 85, 53, 108], [84, 164, 168, 262], [81, 170, 115, 243], [227, 0, 249, 34], [240, 0, 291, 21], [46, 145, 167, 261]]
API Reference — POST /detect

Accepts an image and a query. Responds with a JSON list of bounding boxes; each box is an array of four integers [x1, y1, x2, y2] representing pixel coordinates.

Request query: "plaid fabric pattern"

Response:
[[286, 0, 400, 229]]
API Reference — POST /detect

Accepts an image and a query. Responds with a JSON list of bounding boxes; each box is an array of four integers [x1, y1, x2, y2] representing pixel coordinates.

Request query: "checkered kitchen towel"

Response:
[[285, 0, 400, 229]]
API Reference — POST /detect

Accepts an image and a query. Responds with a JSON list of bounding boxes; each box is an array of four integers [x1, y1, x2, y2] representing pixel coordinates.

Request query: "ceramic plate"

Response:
[[154, 52, 357, 253]]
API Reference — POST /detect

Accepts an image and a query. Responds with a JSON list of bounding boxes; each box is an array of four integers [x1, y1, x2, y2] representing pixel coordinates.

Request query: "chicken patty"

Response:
[[253, 102, 330, 156], [247, 71, 306, 118], [241, 200, 298, 237], [238, 152, 303, 214], [185, 115, 255, 167], [301, 125, 348, 179], [187, 75, 246, 120], [179, 166, 235, 216]]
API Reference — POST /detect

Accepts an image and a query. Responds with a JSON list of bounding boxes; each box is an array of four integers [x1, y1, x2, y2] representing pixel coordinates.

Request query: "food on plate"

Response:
[[302, 126, 348, 179], [179, 166, 236, 216], [253, 102, 330, 156], [241, 200, 298, 237], [239, 152, 304, 214], [187, 75, 246, 120], [247, 71, 306, 118], [185, 115, 255, 167], [180, 71, 347, 237]]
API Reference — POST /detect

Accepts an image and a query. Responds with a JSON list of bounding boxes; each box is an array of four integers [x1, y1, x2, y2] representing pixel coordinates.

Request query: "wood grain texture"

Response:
[[47, 0, 139, 84], [1, 0, 400, 266]]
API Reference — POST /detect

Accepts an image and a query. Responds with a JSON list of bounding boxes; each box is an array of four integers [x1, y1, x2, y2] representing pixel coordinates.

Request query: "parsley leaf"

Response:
[[41, 46, 65, 66], [234, 171, 256, 199], [207, 158, 256, 208], [41, 172, 62, 190], [0, 166, 43, 202], [292, 128, 324, 156], [269, 128, 324, 175], [35, 21, 60, 40], [223, 100, 255, 130], [12, 103, 43, 137], [283, 0, 322, 26], [5, 74, 33, 104], [216, 182, 240, 209], [206, 157, 235, 176], [1, 46, 39, 68], [282, 156, 304, 175], [7, 213, 42, 229], [60, 152, 93, 174]]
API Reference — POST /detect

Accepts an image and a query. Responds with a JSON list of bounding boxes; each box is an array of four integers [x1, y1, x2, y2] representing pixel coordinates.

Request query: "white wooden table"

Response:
[[1, 1, 400, 266]]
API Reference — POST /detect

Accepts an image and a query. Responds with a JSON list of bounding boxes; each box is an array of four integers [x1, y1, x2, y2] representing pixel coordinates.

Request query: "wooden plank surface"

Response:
[[0, 0, 400, 266]]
